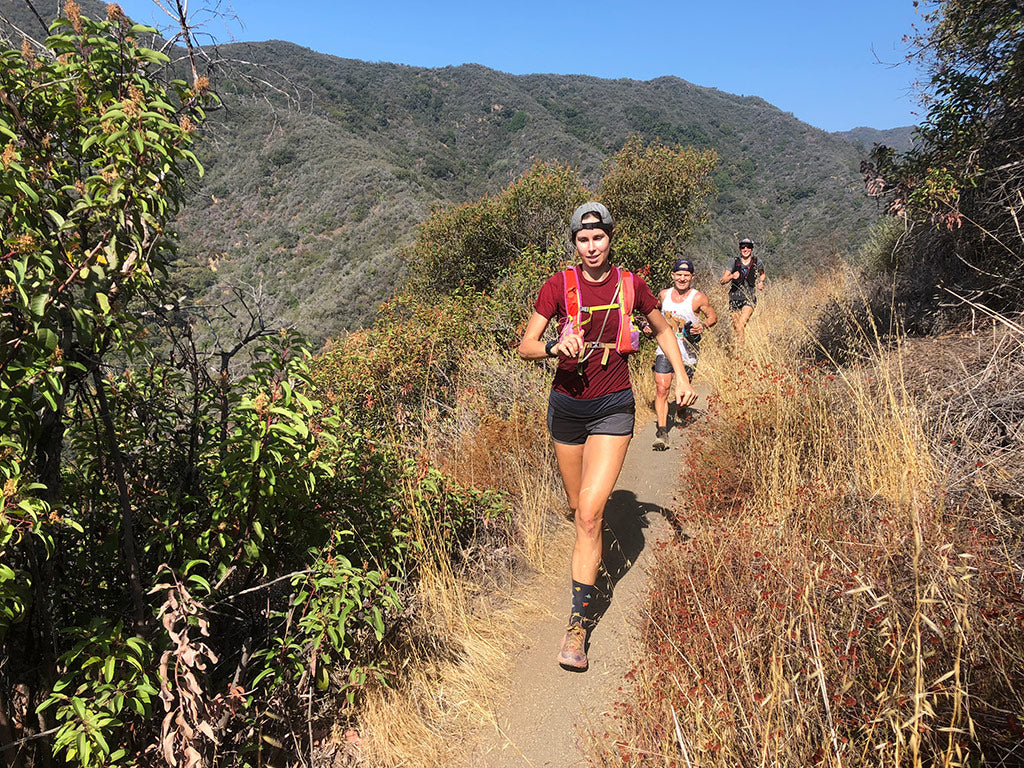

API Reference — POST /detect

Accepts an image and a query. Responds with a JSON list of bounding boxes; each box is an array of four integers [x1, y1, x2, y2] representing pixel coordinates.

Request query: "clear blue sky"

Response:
[[114, 0, 928, 132]]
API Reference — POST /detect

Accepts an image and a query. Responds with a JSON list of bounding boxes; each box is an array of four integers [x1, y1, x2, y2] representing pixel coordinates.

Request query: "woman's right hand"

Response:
[[555, 331, 585, 358]]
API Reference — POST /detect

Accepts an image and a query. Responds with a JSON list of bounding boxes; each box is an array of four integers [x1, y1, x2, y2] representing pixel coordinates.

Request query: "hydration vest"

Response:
[[559, 266, 640, 366], [731, 255, 760, 289]]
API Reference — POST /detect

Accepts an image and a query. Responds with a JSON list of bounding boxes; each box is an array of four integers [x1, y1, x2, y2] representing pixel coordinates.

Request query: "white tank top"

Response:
[[656, 288, 699, 365]]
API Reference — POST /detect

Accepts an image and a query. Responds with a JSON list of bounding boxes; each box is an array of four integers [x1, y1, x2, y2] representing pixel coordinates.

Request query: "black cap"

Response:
[[739, 238, 754, 248]]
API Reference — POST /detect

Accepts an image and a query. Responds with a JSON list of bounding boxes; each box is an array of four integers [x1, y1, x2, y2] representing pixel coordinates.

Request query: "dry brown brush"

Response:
[[589, 278, 1024, 767]]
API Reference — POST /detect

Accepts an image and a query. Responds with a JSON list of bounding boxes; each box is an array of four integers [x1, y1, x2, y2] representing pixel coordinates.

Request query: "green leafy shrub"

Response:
[[409, 160, 588, 294], [312, 287, 496, 435], [38, 620, 158, 768], [599, 134, 718, 277], [861, 0, 1024, 321], [0, 11, 508, 762]]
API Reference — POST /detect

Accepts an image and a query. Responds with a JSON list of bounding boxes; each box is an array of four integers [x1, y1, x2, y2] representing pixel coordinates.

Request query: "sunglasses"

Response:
[[739, 245, 753, 250]]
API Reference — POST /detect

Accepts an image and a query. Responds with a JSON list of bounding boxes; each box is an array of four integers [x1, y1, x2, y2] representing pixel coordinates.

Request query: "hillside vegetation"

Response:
[[0, 0, 894, 340], [835, 125, 918, 154], [176, 44, 884, 338]]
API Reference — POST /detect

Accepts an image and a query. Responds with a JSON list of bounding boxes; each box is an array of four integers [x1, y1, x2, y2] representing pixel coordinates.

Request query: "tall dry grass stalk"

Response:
[[588, 275, 1024, 767], [354, 348, 570, 766], [431, 348, 566, 569]]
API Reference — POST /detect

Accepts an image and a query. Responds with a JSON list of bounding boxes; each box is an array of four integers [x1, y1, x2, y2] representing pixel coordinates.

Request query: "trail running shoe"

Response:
[[558, 624, 588, 670], [653, 426, 669, 451]]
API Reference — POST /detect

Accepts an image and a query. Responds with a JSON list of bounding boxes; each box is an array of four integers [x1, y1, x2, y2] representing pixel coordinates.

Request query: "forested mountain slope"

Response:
[[3, 4, 900, 340], [177, 40, 888, 338], [835, 125, 917, 154]]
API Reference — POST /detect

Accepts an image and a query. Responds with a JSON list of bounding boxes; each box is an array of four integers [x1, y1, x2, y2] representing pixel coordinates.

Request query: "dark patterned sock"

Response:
[[569, 579, 594, 627]]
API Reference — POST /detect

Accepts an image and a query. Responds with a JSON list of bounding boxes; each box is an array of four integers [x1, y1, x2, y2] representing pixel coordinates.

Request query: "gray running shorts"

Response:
[[652, 355, 696, 381], [547, 389, 635, 446]]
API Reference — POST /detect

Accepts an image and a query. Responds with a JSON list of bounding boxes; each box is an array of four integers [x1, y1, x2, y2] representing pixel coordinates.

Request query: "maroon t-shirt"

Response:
[[534, 267, 658, 399]]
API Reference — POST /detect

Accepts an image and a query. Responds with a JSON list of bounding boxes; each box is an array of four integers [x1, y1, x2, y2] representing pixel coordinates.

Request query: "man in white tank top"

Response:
[[652, 258, 717, 450]]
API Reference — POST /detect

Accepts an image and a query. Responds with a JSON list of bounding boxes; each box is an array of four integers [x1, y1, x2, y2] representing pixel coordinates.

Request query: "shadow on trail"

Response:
[[587, 490, 669, 631]]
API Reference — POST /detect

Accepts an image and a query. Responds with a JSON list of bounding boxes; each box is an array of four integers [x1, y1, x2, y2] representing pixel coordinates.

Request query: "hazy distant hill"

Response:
[[3, 2, 891, 340], [835, 125, 918, 154]]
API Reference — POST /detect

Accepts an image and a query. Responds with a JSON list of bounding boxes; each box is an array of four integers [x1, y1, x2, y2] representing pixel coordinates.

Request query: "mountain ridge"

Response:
[[2, 4, 913, 340]]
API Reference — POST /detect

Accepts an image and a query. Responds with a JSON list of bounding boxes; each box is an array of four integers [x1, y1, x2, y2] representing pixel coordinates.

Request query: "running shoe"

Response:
[[558, 624, 588, 670], [653, 426, 669, 451]]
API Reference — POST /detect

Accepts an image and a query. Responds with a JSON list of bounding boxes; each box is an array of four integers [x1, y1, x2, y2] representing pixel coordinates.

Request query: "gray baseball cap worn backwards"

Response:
[[571, 202, 614, 237]]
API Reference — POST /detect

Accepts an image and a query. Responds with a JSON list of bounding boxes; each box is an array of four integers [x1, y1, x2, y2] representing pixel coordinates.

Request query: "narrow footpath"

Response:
[[472, 387, 706, 768]]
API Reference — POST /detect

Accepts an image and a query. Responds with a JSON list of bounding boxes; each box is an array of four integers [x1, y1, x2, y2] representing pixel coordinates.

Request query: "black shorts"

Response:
[[547, 389, 635, 446], [729, 290, 756, 312]]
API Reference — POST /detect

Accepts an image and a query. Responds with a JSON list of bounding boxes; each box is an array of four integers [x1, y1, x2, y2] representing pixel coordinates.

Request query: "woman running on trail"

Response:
[[720, 237, 765, 345], [652, 258, 717, 451], [518, 202, 698, 671]]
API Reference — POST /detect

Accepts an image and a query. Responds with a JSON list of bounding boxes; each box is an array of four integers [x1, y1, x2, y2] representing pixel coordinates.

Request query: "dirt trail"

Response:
[[472, 386, 707, 767]]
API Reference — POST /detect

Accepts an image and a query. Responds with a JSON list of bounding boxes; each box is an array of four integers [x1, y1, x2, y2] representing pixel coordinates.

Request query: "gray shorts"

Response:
[[547, 389, 635, 446], [729, 290, 756, 312], [653, 355, 696, 382]]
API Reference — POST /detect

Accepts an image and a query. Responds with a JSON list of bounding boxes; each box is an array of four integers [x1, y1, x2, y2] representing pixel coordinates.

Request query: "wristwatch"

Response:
[[545, 339, 558, 357]]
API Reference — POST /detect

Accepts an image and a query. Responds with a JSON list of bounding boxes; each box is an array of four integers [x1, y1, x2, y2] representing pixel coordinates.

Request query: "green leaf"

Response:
[[187, 573, 211, 594], [36, 328, 58, 353], [251, 668, 275, 687], [103, 656, 115, 683], [95, 293, 110, 314], [92, 729, 110, 756], [29, 293, 49, 317], [14, 179, 39, 202], [370, 607, 385, 640], [79, 734, 91, 765], [36, 696, 60, 713]]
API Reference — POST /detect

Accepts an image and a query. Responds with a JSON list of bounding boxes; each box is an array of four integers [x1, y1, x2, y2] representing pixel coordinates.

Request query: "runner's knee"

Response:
[[575, 507, 603, 538]]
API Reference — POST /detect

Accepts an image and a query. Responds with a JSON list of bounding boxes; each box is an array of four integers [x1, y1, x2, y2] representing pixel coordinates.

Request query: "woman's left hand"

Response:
[[675, 382, 698, 407]]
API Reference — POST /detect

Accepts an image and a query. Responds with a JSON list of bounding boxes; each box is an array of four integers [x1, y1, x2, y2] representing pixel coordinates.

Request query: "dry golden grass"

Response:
[[588, 274, 1024, 767], [355, 528, 512, 767], [350, 348, 570, 767]]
